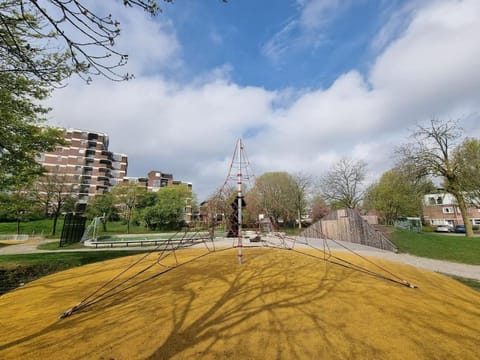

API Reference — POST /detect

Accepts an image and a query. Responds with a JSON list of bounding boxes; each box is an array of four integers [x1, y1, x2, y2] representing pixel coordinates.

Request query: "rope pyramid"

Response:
[[60, 139, 416, 319]]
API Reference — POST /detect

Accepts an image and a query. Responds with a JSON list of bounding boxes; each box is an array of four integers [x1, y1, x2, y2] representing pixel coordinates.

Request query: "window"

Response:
[[428, 197, 436, 205], [436, 196, 443, 205], [442, 207, 454, 214], [57, 155, 62, 162]]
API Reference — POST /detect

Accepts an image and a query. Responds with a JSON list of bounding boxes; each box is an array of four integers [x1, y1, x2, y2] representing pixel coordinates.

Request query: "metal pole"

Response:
[[237, 139, 243, 264]]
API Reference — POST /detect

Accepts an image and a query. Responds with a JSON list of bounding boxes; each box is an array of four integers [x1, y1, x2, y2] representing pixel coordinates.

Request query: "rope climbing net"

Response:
[[59, 138, 416, 319]]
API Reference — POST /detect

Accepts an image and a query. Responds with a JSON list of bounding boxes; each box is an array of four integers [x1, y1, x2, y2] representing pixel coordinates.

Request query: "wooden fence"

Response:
[[301, 208, 397, 252]]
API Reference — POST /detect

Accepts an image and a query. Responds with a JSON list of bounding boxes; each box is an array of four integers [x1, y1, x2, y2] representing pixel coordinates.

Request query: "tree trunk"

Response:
[[52, 215, 58, 236], [16, 218, 21, 235], [452, 191, 474, 237]]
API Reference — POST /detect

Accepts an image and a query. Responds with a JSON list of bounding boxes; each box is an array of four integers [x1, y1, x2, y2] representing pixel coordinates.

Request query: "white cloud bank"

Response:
[[47, 0, 480, 199]]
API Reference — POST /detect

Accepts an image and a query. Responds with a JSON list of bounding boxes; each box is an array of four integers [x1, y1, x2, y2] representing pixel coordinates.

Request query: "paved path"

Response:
[[1, 236, 479, 281]]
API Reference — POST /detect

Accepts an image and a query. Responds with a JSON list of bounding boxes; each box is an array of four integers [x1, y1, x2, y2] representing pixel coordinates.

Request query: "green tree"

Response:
[[292, 174, 311, 228], [140, 185, 191, 230], [320, 158, 367, 209], [0, 73, 63, 191], [34, 170, 77, 236], [363, 167, 434, 225], [85, 192, 117, 232], [111, 182, 147, 234], [398, 118, 474, 237], [0, 185, 38, 234], [247, 172, 301, 227], [454, 138, 480, 208], [0, 1, 176, 191]]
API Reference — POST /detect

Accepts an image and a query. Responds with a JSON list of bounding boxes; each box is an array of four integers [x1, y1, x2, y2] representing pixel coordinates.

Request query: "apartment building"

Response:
[[423, 192, 480, 227], [124, 170, 193, 222], [37, 128, 128, 211]]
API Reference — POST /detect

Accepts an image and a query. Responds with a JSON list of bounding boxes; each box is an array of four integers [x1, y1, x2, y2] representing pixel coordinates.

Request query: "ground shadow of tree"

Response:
[[144, 249, 374, 359]]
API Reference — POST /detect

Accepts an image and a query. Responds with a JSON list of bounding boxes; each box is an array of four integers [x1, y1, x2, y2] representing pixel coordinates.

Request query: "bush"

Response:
[[472, 225, 479, 231], [422, 225, 436, 232]]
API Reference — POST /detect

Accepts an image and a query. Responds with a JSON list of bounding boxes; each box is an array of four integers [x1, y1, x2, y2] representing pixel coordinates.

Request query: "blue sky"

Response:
[[159, 0, 400, 89], [47, 0, 480, 200]]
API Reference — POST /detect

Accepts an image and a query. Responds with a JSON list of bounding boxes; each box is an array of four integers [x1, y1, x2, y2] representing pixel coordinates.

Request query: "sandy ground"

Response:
[[0, 247, 479, 359]]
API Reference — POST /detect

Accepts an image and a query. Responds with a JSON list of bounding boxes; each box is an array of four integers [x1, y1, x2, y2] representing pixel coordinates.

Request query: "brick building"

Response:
[[422, 192, 480, 227], [37, 128, 127, 211], [124, 170, 193, 223]]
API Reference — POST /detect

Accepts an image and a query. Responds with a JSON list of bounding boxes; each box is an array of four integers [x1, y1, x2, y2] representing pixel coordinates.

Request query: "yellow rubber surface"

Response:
[[0, 247, 479, 359]]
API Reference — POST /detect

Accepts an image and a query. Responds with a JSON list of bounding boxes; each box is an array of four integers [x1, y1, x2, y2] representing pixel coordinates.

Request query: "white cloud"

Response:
[[261, 0, 348, 62], [299, 0, 347, 30], [47, 0, 480, 200]]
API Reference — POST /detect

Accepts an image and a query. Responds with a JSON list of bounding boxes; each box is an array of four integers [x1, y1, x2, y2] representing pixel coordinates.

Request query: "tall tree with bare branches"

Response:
[[0, 0, 173, 85], [398, 118, 475, 237], [320, 158, 367, 209]]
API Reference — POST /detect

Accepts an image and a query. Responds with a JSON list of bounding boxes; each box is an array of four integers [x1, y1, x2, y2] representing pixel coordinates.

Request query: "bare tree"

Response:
[[310, 194, 329, 221], [291, 173, 311, 228], [397, 118, 474, 237], [320, 157, 367, 209], [0, 0, 172, 85], [35, 170, 77, 235], [111, 182, 146, 234]]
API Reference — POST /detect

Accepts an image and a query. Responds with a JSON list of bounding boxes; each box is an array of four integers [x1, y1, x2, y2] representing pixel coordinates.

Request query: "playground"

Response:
[[1, 246, 479, 359]]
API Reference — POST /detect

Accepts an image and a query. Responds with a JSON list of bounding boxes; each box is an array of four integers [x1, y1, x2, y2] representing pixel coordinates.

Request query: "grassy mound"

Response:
[[0, 248, 479, 359]]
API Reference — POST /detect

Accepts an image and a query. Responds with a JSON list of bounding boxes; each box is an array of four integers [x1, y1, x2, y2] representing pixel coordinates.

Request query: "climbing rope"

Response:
[[60, 228, 217, 319]]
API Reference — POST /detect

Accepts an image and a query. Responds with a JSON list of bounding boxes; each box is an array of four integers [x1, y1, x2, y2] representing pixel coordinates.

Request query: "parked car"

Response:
[[454, 225, 466, 233], [435, 225, 452, 233]]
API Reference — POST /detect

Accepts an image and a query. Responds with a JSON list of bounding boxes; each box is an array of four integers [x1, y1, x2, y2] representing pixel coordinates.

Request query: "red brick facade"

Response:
[[37, 128, 128, 211], [422, 193, 480, 227]]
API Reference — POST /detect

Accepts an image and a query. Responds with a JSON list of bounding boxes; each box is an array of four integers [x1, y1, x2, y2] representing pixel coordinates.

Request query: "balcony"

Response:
[[99, 158, 112, 165], [87, 133, 98, 141]]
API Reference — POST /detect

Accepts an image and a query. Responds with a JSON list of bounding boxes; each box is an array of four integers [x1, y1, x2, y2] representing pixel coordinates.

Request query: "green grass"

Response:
[[0, 219, 181, 239], [36, 241, 86, 250], [0, 250, 149, 295], [389, 228, 480, 265], [0, 219, 64, 238], [95, 221, 162, 236]]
